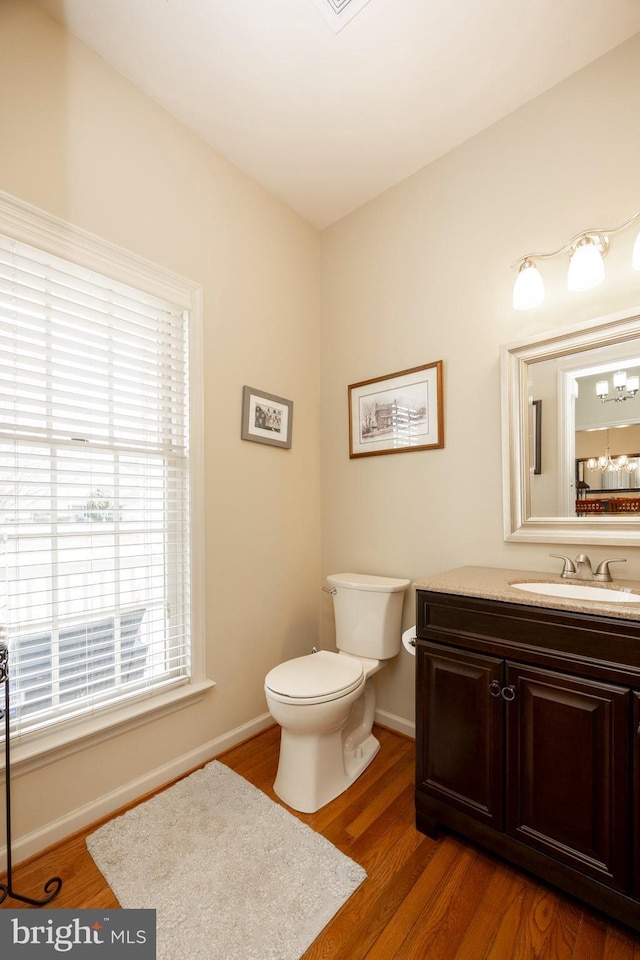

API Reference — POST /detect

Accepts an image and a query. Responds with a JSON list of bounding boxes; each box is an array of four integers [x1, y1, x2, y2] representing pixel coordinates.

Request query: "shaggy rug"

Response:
[[86, 761, 366, 960]]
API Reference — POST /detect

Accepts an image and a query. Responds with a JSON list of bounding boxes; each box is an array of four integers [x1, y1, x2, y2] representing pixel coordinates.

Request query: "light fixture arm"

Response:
[[511, 209, 640, 270]]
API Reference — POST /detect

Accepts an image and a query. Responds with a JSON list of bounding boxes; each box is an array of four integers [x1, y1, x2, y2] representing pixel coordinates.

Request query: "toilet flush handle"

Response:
[[321, 585, 337, 595]]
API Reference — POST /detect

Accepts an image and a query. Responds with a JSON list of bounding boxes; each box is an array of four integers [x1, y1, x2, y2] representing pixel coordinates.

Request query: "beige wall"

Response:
[[0, 1, 321, 852], [320, 32, 640, 728]]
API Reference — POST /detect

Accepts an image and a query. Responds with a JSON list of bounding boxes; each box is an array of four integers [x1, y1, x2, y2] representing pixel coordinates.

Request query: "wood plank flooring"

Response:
[[2, 724, 640, 958]]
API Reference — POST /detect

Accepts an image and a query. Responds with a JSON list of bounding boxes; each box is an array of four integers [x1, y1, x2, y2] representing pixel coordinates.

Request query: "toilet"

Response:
[[264, 572, 410, 813]]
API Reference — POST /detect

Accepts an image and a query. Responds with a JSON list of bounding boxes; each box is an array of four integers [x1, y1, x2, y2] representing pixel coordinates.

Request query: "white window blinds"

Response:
[[0, 231, 191, 739]]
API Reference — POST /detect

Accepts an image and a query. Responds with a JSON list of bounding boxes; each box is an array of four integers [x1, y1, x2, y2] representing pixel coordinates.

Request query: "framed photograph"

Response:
[[348, 361, 444, 459], [241, 386, 293, 449]]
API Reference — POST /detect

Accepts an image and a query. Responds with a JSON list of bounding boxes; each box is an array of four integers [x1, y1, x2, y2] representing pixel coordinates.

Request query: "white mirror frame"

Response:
[[501, 304, 640, 545]]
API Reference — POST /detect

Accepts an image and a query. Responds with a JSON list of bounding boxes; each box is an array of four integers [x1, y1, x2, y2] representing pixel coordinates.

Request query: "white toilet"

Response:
[[264, 572, 410, 813]]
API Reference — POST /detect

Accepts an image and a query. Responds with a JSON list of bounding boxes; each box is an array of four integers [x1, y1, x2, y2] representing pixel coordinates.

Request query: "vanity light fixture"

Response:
[[596, 370, 640, 403], [512, 209, 640, 310], [566, 235, 607, 292], [512, 259, 545, 310]]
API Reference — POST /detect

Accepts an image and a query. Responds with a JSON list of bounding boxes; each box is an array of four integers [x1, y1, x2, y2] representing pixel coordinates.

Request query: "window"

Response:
[[0, 200, 203, 745]]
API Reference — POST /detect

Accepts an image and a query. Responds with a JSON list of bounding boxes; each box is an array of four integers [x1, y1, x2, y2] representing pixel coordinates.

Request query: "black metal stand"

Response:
[[0, 641, 62, 906]]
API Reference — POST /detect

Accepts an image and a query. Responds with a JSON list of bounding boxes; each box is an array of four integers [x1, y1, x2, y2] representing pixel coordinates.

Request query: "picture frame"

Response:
[[348, 361, 444, 459], [241, 386, 293, 449]]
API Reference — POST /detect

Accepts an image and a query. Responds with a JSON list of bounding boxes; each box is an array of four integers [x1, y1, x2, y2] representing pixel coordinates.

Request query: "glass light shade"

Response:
[[596, 380, 609, 398], [613, 370, 627, 390], [617, 454, 629, 467], [627, 375, 639, 394], [587, 457, 597, 469], [598, 455, 608, 469], [512, 260, 544, 310], [567, 237, 605, 292], [633, 229, 640, 271]]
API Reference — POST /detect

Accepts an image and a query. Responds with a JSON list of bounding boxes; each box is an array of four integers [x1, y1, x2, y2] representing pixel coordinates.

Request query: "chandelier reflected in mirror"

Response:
[[595, 370, 639, 403], [587, 430, 637, 473]]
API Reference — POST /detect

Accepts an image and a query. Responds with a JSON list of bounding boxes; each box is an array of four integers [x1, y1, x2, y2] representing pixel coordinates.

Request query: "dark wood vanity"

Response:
[[415, 579, 640, 932]]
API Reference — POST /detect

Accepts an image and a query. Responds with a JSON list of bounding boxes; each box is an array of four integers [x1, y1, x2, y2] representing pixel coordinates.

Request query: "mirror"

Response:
[[501, 305, 640, 544]]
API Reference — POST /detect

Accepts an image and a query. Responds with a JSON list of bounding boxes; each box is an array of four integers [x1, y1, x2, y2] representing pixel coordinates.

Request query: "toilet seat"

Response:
[[265, 650, 364, 705]]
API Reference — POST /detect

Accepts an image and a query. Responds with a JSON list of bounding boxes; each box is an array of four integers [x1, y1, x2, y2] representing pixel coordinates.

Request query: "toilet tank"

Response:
[[326, 572, 410, 659]]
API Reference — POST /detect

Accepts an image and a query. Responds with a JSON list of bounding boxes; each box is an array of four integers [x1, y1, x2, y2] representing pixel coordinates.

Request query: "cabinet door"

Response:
[[416, 641, 503, 827], [505, 663, 630, 891]]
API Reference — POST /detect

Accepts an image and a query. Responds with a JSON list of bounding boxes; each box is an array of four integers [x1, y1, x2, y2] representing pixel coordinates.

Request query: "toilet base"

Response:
[[344, 731, 380, 781], [273, 726, 380, 814]]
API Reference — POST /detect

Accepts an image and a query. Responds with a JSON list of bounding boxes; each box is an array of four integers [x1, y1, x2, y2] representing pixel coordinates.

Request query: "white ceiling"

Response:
[[33, 0, 640, 229]]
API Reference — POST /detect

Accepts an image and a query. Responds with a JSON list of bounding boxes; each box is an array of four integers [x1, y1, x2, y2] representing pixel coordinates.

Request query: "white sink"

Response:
[[512, 582, 640, 603]]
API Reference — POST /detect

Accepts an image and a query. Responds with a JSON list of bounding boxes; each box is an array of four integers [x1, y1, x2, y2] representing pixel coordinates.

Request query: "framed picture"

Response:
[[348, 361, 444, 458], [241, 386, 293, 449]]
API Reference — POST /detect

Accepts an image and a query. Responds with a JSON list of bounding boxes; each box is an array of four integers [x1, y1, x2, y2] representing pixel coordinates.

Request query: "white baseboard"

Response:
[[1, 712, 274, 870], [375, 708, 415, 739]]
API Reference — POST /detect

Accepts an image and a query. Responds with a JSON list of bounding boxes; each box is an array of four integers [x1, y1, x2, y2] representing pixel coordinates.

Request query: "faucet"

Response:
[[575, 554, 594, 581], [550, 554, 626, 583]]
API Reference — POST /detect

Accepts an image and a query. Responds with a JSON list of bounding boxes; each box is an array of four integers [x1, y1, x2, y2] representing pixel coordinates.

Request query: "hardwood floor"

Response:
[[2, 724, 640, 958]]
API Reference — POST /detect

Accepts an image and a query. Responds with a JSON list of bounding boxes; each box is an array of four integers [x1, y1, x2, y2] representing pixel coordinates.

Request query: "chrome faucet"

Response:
[[550, 554, 626, 583]]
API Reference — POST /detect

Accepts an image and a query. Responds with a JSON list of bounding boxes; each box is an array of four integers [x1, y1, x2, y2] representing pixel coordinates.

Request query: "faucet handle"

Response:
[[594, 558, 626, 582], [550, 554, 577, 578]]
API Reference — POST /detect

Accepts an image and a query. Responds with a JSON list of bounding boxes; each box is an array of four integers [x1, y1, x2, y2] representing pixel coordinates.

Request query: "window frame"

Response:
[[0, 190, 210, 777]]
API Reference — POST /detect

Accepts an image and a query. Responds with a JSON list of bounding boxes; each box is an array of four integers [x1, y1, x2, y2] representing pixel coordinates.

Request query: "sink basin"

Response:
[[512, 582, 640, 603]]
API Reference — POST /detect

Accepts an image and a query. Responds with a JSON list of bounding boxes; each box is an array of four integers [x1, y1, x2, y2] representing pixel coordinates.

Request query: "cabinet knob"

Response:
[[501, 684, 516, 702], [489, 680, 502, 698]]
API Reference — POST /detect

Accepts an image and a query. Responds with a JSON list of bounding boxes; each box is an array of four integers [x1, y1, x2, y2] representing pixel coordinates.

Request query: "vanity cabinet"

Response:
[[416, 589, 640, 931]]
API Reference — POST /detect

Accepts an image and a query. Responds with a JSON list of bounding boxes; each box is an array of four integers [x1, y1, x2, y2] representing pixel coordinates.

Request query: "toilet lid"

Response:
[[265, 651, 363, 700]]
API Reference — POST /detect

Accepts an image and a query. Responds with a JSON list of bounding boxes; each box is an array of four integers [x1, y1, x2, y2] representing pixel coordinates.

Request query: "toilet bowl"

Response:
[[264, 572, 409, 813], [265, 650, 382, 813]]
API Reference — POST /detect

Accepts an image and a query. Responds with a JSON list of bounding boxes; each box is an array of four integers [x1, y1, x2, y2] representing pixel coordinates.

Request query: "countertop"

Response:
[[413, 565, 640, 621]]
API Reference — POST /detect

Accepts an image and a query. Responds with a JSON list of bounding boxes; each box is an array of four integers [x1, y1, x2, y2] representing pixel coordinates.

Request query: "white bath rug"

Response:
[[86, 760, 366, 960]]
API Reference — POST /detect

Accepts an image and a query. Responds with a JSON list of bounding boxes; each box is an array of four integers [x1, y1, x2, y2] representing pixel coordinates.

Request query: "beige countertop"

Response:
[[413, 565, 640, 621]]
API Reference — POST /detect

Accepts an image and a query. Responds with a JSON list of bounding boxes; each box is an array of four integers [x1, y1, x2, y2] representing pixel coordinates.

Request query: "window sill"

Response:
[[1, 678, 216, 780]]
